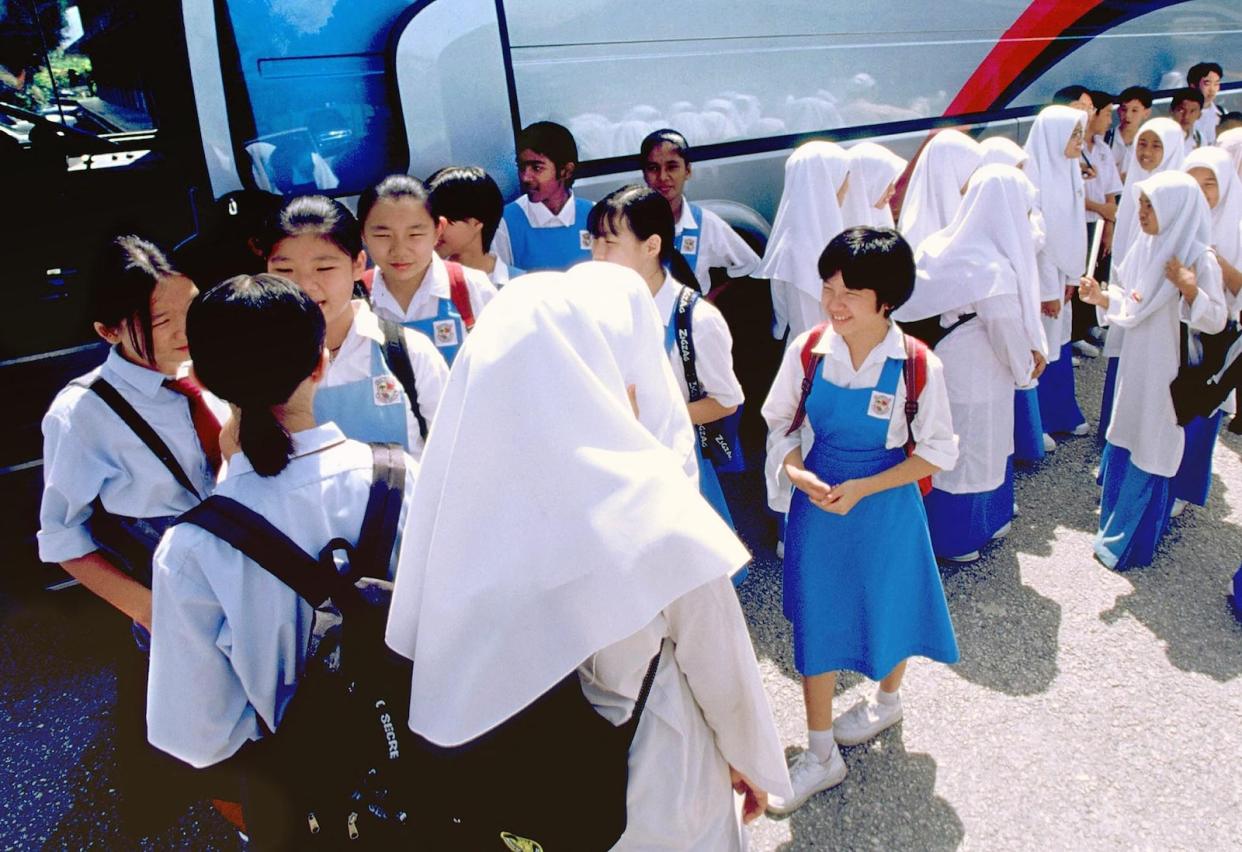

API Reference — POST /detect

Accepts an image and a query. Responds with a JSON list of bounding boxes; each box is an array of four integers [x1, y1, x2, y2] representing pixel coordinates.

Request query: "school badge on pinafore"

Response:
[[433, 319, 459, 348], [372, 375, 403, 406], [867, 390, 895, 419], [681, 234, 698, 255], [578, 230, 592, 250]]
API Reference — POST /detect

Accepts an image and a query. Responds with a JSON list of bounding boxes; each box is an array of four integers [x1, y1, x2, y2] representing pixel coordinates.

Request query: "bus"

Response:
[[2, 0, 1240, 563]]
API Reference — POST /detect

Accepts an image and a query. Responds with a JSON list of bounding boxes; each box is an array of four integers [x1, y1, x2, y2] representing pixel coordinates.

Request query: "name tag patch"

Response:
[[680, 234, 698, 255], [373, 375, 403, 406], [579, 230, 593, 250], [433, 319, 459, 348], [867, 390, 895, 419]]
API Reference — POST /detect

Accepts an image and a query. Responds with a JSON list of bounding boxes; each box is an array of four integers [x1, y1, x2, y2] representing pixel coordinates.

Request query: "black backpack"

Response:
[[175, 443, 414, 849]]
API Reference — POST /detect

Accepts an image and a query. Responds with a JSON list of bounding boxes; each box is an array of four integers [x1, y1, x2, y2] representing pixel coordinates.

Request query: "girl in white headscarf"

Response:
[[896, 129, 984, 251], [1079, 171, 1227, 570], [840, 142, 908, 229], [979, 136, 1029, 170], [1024, 105, 1090, 441], [1216, 127, 1242, 180], [894, 165, 1046, 561], [1169, 147, 1242, 509], [1099, 117, 1190, 439], [384, 263, 791, 850], [757, 141, 852, 341]]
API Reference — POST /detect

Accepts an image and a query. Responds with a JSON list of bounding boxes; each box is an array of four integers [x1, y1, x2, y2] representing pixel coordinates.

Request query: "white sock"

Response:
[[876, 687, 901, 706], [808, 728, 837, 762]]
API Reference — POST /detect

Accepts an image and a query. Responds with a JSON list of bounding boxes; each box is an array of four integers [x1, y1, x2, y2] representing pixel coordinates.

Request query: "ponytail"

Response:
[[187, 274, 325, 477], [589, 184, 703, 289]]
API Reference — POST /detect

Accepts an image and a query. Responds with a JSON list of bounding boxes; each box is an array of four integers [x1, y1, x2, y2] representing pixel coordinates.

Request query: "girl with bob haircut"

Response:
[[762, 226, 959, 814]]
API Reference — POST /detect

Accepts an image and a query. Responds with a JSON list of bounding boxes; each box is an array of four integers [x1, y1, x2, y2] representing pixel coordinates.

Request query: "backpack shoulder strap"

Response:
[[376, 318, 428, 440], [87, 377, 202, 500], [445, 261, 476, 331], [785, 323, 829, 436], [672, 285, 702, 397], [622, 645, 664, 748], [351, 443, 407, 584], [902, 333, 930, 448], [176, 496, 340, 607]]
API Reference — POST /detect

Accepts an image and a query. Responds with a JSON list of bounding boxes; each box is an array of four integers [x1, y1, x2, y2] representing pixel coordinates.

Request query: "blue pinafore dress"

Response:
[[784, 357, 959, 679], [402, 297, 468, 366], [314, 341, 410, 448], [500, 197, 595, 272], [674, 202, 703, 271]]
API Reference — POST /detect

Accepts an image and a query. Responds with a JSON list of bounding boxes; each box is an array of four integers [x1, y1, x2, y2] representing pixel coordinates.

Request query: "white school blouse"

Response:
[[487, 254, 517, 287], [675, 202, 761, 295], [653, 272, 744, 410], [1100, 253, 1227, 476], [369, 252, 497, 325], [147, 425, 418, 768], [325, 301, 448, 459], [579, 576, 792, 851], [492, 193, 582, 268], [1085, 136, 1124, 223], [38, 347, 222, 564], [762, 322, 959, 513]]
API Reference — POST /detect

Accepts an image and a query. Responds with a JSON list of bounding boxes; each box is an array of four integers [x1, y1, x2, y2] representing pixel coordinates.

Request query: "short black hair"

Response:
[[264, 194, 362, 260], [1088, 90, 1115, 111], [92, 235, 179, 366], [1188, 62, 1223, 88], [817, 226, 915, 316], [1170, 87, 1205, 110], [1219, 112, 1242, 133], [357, 174, 432, 229], [516, 121, 579, 184], [427, 166, 505, 251], [640, 128, 692, 165], [1052, 85, 1090, 106], [1117, 86, 1154, 108]]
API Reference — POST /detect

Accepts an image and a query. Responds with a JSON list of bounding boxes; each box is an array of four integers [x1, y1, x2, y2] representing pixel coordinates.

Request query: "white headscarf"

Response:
[[1113, 171, 1213, 315], [1216, 127, 1242, 179], [1112, 117, 1188, 267], [896, 129, 983, 251], [840, 142, 907, 229], [1184, 146, 1242, 268], [1024, 105, 1088, 281], [979, 136, 1029, 169], [385, 263, 749, 746], [754, 141, 851, 298], [895, 164, 1045, 352]]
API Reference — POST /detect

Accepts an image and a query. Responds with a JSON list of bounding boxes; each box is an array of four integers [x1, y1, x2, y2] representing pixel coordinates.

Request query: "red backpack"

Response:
[[786, 322, 933, 497], [360, 261, 476, 331]]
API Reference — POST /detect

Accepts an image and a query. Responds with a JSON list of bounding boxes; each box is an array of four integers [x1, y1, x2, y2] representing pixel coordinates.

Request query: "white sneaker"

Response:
[[766, 748, 847, 815], [1170, 498, 1188, 518], [775, 540, 785, 559], [1043, 433, 1057, 453], [1089, 326, 1106, 344], [833, 694, 904, 746], [1072, 355, 1083, 367], [1072, 340, 1101, 358], [992, 521, 1012, 540], [1071, 422, 1092, 437], [944, 550, 981, 563]]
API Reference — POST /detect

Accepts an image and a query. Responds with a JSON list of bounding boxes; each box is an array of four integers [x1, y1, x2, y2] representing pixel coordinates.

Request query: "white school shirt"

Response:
[[38, 347, 222, 564], [1100, 253, 1226, 477], [324, 301, 448, 459], [147, 425, 418, 768], [580, 576, 793, 850], [933, 296, 1033, 494], [653, 272, 744, 409], [491, 193, 581, 268], [1111, 132, 1135, 180], [675, 202, 760, 295], [1084, 136, 1124, 223], [1184, 129, 1200, 157], [761, 322, 959, 513], [1195, 106, 1220, 148], [369, 252, 497, 325], [487, 254, 518, 287]]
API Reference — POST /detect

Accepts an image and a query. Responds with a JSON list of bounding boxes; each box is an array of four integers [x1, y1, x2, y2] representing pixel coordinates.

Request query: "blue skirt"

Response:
[[785, 448, 959, 679], [1098, 357, 1119, 445], [1014, 388, 1045, 463], [924, 458, 1015, 558], [1170, 411, 1223, 507], [1036, 343, 1087, 435], [1095, 443, 1172, 570]]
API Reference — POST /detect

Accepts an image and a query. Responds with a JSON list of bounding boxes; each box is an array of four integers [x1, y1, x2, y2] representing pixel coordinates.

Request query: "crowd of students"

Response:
[[36, 59, 1241, 848]]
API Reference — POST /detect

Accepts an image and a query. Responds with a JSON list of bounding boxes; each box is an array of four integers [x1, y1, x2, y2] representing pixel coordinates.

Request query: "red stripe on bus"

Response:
[[944, 0, 1104, 115]]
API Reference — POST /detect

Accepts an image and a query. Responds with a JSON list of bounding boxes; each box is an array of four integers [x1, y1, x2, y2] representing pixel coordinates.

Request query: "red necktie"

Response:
[[164, 376, 223, 474]]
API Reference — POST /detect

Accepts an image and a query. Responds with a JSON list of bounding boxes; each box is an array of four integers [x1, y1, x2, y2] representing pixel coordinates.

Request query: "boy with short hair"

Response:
[[427, 166, 520, 287], [1110, 86, 1153, 180], [1220, 112, 1242, 134], [1052, 84, 1094, 114], [1188, 61, 1225, 146], [492, 121, 594, 272], [1074, 90, 1123, 355], [1170, 87, 1206, 155]]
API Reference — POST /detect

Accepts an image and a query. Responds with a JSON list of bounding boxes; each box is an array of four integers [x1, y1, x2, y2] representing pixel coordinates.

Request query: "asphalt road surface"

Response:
[[2, 354, 1239, 850]]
